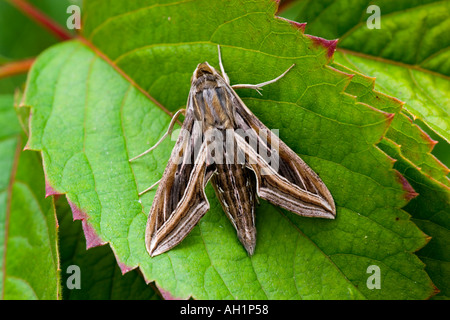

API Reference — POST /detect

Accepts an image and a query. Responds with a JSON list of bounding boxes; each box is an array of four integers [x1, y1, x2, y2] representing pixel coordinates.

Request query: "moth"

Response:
[[130, 46, 336, 257]]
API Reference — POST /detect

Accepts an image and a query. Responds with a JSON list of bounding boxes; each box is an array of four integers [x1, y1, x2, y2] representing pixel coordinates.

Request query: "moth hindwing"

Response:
[[131, 46, 336, 257]]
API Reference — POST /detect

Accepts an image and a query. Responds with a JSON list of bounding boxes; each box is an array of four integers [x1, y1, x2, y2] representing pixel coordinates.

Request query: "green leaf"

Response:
[[280, 0, 450, 75], [378, 138, 449, 299], [56, 197, 161, 300], [23, 0, 434, 299], [0, 94, 60, 300], [279, 0, 450, 298], [280, 0, 450, 143], [327, 62, 450, 299], [331, 61, 450, 187], [335, 51, 450, 145], [416, 118, 450, 169]]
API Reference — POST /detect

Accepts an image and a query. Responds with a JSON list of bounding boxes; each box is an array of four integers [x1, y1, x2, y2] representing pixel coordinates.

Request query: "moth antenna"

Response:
[[231, 64, 295, 92], [129, 108, 185, 162], [138, 179, 161, 196], [217, 45, 230, 84]]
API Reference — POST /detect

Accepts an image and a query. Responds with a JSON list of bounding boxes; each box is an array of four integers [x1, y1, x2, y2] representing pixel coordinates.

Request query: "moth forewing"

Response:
[[144, 112, 212, 257], [142, 47, 335, 257]]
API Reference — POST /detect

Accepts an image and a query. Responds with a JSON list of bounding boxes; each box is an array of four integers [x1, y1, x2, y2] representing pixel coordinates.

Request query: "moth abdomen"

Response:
[[211, 163, 257, 255]]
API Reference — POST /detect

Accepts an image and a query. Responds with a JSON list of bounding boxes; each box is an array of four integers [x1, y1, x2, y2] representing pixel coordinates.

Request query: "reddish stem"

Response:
[[9, 0, 73, 41], [0, 58, 35, 78]]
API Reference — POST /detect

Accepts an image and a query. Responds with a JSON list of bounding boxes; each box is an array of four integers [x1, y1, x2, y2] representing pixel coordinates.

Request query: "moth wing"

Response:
[[145, 111, 213, 257], [231, 91, 336, 219]]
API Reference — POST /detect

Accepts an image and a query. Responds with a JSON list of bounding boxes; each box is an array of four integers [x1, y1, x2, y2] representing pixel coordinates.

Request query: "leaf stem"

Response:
[[9, 0, 73, 41], [0, 58, 35, 79]]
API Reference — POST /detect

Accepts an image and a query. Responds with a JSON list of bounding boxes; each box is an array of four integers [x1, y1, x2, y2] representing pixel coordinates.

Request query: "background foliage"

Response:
[[0, 0, 448, 300]]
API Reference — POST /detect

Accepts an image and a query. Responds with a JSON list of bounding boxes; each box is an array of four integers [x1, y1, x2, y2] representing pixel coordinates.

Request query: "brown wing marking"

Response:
[[145, 111, 214, 256]]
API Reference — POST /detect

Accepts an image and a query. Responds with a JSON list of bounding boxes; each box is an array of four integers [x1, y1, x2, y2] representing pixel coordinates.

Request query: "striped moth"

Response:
[[130, 46, 335, 256]]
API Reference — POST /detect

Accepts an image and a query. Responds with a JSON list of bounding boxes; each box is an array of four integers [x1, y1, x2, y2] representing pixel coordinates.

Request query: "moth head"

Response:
[[191, 62, 218, 82]]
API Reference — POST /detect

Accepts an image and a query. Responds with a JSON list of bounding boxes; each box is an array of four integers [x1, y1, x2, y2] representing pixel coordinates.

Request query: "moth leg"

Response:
[[138, 179, 161, 196], [217, 45, 230, 84], [231, 64, 295, 95], [129, 108, 186, 162]]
